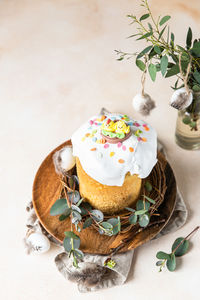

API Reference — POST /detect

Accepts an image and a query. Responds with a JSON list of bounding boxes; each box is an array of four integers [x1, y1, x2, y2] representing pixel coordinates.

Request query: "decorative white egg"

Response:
[[132, 93, 155, 115], [27, 232, 50, 254], [170, 87, 193, 110], [60, 146, 76, 171]]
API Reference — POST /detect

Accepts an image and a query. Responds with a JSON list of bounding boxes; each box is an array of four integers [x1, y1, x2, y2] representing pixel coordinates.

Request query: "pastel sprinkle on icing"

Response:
[[81, 137, 86, 142], [142, 137, 147, 142], [92, 137, 97, 142], [92, 129, 97, 134], [134, 122, 140, 127], [94, 122, 98, 125], [118, 159, 125, 164], [110, 152, 115, 157], [85, 133, 90, 137], [122, 145, 126, 151], [104, 143, 109, 149], [90, 148, 97, 151], [144, 126, 149, 131], [129, 147, 134, 152], [117, 142, 122, 148], [89, 120, 94, 125]]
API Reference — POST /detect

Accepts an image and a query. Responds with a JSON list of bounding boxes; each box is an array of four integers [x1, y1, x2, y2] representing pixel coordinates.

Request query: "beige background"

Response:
[[1, 0, 200, 299]]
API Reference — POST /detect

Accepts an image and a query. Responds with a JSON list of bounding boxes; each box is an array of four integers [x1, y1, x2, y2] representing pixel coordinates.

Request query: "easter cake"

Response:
[[71, 113, 157, 214]]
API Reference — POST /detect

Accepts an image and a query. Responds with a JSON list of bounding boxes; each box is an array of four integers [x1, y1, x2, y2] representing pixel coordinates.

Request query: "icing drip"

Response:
[[71, 113, 157, 186]]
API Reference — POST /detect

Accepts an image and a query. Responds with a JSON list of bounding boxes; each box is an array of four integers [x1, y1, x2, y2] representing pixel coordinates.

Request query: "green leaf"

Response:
[[192, 84, 200, 92], [136, 59, 146, 71], [154, 45, 161, 54], [91, 209, 104, 222], [125, 207, 135, 213], [71, 204, 82, 213], [135, 209, 148, 215], [137, 32, 153, 41], [182, 116, 191, 124], [83, 217, 93, 229], [148, 23, 153, 31], [166, 253, 176, 272], [171, 32, 175, 43], [148, 63, 157, 81], [156, 251, 171, 260], [64, 231, 79, 239], [160, 55, 168, 76], [59, 208, 71, 221], [63, 236, 80, 253], [139, 212, 150, 227], [50, 198, 69, 216], [140, 13, 150, 21], [136, 199, 150, 211], [165, 64, 179, 78], [190, 41, 200, 57], [107, 218, 120, 235], [172, 237, 189, 257], [137, 46, 153, 59], [193, 70, 200, 84], [158, 25, 167, 39], [144, 181, 152, 192], [117, 57, 124, 61], [143, 195, 156, 204], [186, 27, 192, 49], [101, 222, 113, 230], [129, 214, 137, 224], [159, 15, 171, 26], [68, 191, 80, 204]]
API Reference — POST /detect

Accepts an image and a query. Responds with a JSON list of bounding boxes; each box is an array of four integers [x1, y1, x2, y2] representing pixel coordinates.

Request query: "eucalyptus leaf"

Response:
[[129, 214, 137, 224], [71, 205, 82, 213], [136, 59, 146, 71], [107, 218, 120, 235], [156, 260, 163, 266], [166, 253, 176, 272], [50, 198, 69, 216], [139, 212, 150, 227], [91, 209, 104, 222], [137, 46, 153, 59], [148, 63, 157, 81], [125, 207, 135, 213], [68, 191, 80, 204], [64, 231, 79, 239], [172, 237, 189, 257], [137, 32, 153, 41], [101, 222, 113, 230], [192, 84, 200, 92], [144, 181, 152, 192], [140, 13, 150, 21], [68, 175, 79, 190], [154, 45, 161, 54], [63, 236, 80, 252], [83, 217, 93, 229], [136, 199, 150, 211], [182, 116, 191, 124], [165, 64, 179, 78], [143, 195, 156, 204], [158, 25, 167, 39], [59, 208, 71, 221], [190, 41, 200, 57], [159, 15, 171, 26], [193, 71, 200, 84], [160, 55, 168, 76], [72, 210, 82, 222], [156, 251, 170, 260], [73, 249, 84, 259], [135, 209, 148, 215], [186, 27, 192, 49]]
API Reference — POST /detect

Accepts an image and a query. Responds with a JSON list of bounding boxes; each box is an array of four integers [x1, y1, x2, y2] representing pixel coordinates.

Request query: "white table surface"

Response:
[[1, 0, 200, 299]]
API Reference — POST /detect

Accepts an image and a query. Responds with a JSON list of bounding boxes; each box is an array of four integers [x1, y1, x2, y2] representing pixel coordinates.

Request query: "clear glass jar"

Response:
[[175, 92, 200, 150]]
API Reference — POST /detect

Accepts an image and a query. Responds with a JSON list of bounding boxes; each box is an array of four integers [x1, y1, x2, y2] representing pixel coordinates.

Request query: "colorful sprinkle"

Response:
[[110, 152, 115, 157], [92, 137, 97, 142], [122, 145, 126, 151], [117, 142, 122, 148], [90, 148, 97, 151], [85, 133, 90, 137], [127, 121, 133, 126], [118, 159, 125, 164], [100, 138, 106, 144], [81, 137, 86, 142], [94, 122, 98, 125], [134, 122, 140, 127], [104, 143, 109, 149], [143, 125, 150, 131], [92, 129, 97, 134], [142, 137, 147, 142], [89, 134, 94, 138], [137, 137, 142, 141], [101, 115, 106, 121], [129, 147, 134, 152], [89, 120, 94, 125]]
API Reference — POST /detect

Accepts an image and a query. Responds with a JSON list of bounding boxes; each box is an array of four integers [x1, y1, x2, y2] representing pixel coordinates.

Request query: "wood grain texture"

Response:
[[32, 141, 176, 255]]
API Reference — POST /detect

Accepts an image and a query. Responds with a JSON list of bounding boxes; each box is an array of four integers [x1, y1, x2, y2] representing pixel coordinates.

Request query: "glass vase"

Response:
[[175, 92, 200, 150]]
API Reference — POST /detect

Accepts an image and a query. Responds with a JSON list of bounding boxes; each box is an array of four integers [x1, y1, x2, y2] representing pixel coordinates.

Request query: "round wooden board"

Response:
[[32, 141, 177, 255]]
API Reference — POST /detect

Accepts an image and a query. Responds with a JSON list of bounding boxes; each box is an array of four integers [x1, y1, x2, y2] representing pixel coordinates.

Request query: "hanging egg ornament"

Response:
[[132, 93, 155, 116], [26, 232, 50, 254], [170, 87, 193, 110]]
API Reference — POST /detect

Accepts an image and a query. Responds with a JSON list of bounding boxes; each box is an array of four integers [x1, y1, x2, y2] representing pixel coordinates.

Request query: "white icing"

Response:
[[71, 113, 157, 186]]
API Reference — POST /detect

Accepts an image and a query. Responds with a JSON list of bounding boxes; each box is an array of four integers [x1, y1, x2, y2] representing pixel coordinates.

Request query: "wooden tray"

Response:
[[32, 140, 177, 254]]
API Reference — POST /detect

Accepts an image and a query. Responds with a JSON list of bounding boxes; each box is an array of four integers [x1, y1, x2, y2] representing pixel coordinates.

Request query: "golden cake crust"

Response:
[[76, 157, 142, 214]]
